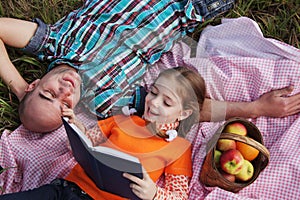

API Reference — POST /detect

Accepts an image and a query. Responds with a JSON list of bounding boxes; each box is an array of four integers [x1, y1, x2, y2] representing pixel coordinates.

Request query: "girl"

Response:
[[0, 67, 206, 200]]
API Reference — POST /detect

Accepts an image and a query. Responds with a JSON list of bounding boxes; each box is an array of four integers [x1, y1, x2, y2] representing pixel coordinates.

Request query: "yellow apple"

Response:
[[224, 122, 247, 136], [217, 139, 236, 151], [235, 160, 254, 181]]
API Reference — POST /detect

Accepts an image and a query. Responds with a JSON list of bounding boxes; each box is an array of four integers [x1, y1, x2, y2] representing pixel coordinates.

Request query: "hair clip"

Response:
[[165, 130, 178, 142], [122, 106, 137, 116]]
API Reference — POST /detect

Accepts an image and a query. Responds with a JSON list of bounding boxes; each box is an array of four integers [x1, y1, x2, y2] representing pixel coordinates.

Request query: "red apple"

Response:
[[220, 171, 236, 182], [217, 139, 236, 151], [224, 122, 247, 136], [214, 150, 222, 166], [235, 160, 254, 181], [220, 149, 244, 175]]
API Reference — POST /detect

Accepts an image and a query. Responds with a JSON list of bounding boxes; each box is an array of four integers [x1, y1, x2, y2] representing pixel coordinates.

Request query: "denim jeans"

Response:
[[193, 0, 236, 20], [0, 179, 92, 200]]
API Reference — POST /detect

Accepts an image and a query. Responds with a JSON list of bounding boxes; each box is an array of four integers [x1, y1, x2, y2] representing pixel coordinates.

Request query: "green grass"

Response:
[[0, 0, 299, 133]]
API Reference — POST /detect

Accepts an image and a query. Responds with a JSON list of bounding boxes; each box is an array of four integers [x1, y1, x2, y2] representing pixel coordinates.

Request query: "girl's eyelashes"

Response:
[[150, 86, 158, 95], [164, 101, 172, 107], [150, 90, 157, 95]]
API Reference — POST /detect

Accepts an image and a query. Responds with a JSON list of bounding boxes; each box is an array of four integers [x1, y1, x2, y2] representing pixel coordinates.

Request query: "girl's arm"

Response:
[[154, 173, 190, 200], [62, 107, 106, 146], [85, 124, 106, 146], [123, 172, 189, 200]]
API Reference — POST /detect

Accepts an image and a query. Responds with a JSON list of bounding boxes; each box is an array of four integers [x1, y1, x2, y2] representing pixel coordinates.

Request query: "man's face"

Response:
[[21, 65, 82, 132]]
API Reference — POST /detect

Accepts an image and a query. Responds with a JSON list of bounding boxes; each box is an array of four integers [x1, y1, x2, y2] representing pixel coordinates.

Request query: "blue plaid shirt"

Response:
[[29, 0, 202, 118]]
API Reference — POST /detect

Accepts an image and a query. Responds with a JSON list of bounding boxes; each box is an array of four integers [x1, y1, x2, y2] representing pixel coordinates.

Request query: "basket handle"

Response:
[[219, 132, 270, 171]]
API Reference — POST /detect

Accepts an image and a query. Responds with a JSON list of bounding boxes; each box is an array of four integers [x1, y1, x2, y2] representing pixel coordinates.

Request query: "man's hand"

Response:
[[200, 86, 300, 122], [254, 86, 300, 118]]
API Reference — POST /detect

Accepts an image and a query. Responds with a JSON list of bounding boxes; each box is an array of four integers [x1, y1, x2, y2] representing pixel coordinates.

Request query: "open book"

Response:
[[62, 117, 143, 200]]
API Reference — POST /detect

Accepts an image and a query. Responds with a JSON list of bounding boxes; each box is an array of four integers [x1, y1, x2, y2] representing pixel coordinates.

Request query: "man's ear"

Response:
[[178, 109, 193, 121], [25, 79, 40, 92]]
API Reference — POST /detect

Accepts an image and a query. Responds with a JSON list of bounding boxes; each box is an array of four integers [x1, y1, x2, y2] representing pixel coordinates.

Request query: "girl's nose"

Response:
[[150, 97, 160, 108]]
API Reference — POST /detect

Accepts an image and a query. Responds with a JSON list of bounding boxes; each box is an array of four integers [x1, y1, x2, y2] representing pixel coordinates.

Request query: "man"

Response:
[[0, 0, 203, 132]]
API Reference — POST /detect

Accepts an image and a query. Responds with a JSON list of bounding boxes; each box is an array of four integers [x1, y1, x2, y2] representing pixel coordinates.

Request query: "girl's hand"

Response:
[[123, 169, 157, 200], [61, 107, 77, 123], [61, 107, 86, 133]]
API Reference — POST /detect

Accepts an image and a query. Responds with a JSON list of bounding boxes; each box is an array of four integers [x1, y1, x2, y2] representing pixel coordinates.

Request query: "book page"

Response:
[[63, 117, 140, 163], [62, 117, 93, 148], [92, 146, 140, 163]]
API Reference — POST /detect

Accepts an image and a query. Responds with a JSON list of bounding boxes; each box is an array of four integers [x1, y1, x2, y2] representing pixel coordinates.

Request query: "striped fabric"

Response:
[[37, 0, 201, 118]]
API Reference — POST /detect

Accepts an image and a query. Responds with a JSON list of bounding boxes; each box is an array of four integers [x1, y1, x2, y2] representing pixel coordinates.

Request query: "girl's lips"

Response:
[[146, 108, 159, 117]]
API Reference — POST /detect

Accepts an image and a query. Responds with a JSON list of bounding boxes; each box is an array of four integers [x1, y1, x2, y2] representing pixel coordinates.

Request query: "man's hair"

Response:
[[18, 90, 33, 119], [18, 88, 62, 133]]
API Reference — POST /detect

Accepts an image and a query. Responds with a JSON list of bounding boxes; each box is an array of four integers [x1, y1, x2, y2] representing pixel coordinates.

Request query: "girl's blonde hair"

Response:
[[157, 67, 206, 137]]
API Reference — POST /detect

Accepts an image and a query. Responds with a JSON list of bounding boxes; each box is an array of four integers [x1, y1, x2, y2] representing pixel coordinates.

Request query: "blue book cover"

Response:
[[62, 117, 143, 200]]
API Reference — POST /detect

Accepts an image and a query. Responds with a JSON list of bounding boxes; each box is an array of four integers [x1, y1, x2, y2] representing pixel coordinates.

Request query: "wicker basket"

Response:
[[200, 118, 270, 193]]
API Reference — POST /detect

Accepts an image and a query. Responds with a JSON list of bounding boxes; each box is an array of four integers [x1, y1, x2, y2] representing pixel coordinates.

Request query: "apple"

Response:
[[235, 160, 254, 181], [220, 171, 236, 183], [224, 122, 247, 136], [220, 149, 244, 175], [214, 150, 222, 166], [217, 139, 236, 151]]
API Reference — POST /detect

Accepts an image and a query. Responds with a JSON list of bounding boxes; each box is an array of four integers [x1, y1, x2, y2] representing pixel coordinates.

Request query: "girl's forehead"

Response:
[[154, 76, 181, 99]]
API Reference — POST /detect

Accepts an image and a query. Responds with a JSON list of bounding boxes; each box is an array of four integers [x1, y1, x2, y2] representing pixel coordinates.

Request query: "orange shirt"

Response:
[[66, 115, 192, 200]]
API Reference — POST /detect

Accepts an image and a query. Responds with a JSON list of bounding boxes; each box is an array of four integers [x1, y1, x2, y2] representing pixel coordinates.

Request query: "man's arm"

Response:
[[200, 86, 300, 122], [0, 18, 38, 100]]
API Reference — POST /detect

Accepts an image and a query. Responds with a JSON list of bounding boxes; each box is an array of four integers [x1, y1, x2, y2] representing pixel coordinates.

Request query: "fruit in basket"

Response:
[[214, 150, 222, 166], [235, 160, 254, 181], [220, 171, 236, 182], [236, 141, 259, 161], [224, 122, 247, 136], [220, 149, 244, 175], [217, 139, 236, 151]]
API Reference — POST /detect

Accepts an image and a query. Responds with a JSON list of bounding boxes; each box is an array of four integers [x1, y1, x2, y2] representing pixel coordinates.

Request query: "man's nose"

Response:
[[58, 86, 72, 97]]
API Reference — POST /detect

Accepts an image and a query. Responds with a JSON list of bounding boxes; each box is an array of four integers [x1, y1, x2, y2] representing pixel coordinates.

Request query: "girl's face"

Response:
[[143, 76, 191, 124]]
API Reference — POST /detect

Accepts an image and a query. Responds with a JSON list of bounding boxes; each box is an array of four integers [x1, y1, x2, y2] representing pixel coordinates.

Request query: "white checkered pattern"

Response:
[[1, 17, 300, 199], [146, 17, 300, 200], [0, 108, 97, 194]]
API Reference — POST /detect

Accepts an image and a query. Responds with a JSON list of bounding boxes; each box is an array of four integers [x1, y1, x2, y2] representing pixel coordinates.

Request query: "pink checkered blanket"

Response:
[[145, 17, 300, 200], [0, 110, 97, 194], [1, 17, 300, 199]]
